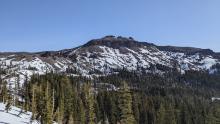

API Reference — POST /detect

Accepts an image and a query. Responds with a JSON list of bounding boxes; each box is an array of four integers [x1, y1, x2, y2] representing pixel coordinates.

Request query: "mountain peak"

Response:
[[83, 35, 144, 48]]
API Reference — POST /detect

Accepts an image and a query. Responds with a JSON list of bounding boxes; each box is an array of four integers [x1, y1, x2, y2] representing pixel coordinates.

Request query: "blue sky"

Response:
[[0, 0, 220, 52]]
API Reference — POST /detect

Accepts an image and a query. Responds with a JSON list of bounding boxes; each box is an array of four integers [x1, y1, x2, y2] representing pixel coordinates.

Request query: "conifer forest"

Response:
[[1, 68, 220, 124]]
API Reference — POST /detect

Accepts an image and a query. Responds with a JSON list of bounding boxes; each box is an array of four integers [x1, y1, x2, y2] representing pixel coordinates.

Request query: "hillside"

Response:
[[0, 36, 219, 86]]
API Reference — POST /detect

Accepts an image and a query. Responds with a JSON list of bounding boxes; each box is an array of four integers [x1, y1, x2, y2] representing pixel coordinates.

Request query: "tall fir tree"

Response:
[[81, 83, 96, 124], [118, 81, 136, 124], [44, 81, 53, 124], [1, 81, 8, 103], [5, 83, 12, 113], [156, 103, 165, 124], [31, 84, 37, 120]]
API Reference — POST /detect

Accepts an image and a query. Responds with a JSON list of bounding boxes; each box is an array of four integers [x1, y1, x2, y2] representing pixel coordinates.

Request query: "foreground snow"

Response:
[[0, 103, 38, 124]]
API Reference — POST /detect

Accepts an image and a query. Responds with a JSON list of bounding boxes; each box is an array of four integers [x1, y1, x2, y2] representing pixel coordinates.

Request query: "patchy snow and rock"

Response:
[[0, 36, 220, 86]]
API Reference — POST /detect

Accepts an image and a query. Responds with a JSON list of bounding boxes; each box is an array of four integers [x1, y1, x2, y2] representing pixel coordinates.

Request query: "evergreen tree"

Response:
[[88, 89, 96, 124], [1, 81, 8, 103], [78, 98, 86, 124], [164, 103, 176, 124], [68, 114, 74, 124], [24, 75, 30, 112], [81, 83, 96, 124], [118, 81, 136, 124], [132, 93, 140, 124], [57, 86, 65, 124], [31, 84, 37, 120], [156, 103, 165, 124], [14, 75, 20, 106], [43, 81, 53, 124], [5, 83, 12, 113]]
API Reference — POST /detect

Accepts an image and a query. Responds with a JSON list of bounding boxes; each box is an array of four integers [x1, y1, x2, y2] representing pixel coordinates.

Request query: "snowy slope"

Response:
[[0, 36, 219, 86], [0, 103, 34, 124], [0, 103, 57, 124]]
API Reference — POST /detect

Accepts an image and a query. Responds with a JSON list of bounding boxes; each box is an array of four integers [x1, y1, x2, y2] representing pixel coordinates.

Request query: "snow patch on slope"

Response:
[[199, 56, 218, 69]]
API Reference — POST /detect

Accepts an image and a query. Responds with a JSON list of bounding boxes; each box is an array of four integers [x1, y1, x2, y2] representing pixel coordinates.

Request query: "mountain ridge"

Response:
[[0, 36, 218, 55], [0, 36, 220, 86]]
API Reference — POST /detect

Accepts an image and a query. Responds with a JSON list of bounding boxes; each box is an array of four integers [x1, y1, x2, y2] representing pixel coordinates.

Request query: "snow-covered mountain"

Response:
[[0, 36, 220, 85]]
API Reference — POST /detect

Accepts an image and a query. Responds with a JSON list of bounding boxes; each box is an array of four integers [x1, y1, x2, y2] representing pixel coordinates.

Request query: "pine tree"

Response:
[[166, 104, 176, 124], [132, 93, 140, 124], [81, 83, 96, 124], [57, 106, 64, 124], [14, 75, 20, 106], [31, 84, 37, 120], [68, 114, 74, 124], [77, 98, 86, 124], [24, 75, 30, 112], [52, 88, 55, 117], [43, 81, 53, 124], [57, 91, 65, 124], [118, 81, 136, 124], [5, 83, 12, 113], [156, 103, 165, 124], [88, 89, 96, 124], [40, 81, 53, 124], [1, 81, 8, 103]]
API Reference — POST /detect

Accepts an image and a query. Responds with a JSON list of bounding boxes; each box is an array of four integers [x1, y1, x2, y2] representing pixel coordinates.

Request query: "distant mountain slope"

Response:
[[0, 36, 219, 86]]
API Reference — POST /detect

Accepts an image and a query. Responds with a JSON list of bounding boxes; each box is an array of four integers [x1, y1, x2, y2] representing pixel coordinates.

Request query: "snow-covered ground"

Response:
[[0, 102, 59, 124], [0, 102, 35, 124], [211, 97, 220, 102], [0, 102, 58, 124]]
